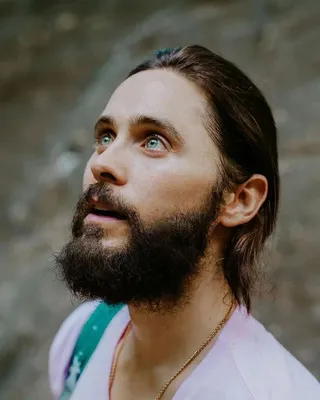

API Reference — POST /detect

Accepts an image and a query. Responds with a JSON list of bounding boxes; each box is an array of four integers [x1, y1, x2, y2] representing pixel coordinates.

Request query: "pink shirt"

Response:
[[49, 302, 320, 400]]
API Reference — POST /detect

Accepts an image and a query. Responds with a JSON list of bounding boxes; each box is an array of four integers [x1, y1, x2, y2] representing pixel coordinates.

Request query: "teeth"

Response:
[[93, 206, 109, 211], [91, 203, 113, 211]]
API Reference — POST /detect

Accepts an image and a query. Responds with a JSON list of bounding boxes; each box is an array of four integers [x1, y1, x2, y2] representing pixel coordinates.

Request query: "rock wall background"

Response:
[[1, 0, 319, 398]]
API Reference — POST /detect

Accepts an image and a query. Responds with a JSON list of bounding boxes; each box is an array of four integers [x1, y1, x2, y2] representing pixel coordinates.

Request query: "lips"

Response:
[[88, 199, 127, 220]]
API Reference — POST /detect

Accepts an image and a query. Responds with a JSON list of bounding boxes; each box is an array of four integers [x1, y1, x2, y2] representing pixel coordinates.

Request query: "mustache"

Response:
[[83, 183, 134, 218], [72, 183, 139, 235]]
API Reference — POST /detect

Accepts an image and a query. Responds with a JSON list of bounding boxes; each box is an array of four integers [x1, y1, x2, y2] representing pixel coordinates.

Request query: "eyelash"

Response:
[[94, 131, 168, 150], [94, 130, 114, 144]]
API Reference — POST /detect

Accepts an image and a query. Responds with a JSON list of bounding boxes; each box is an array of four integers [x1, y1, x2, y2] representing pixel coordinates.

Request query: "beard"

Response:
[[54, 183, 222, 311]]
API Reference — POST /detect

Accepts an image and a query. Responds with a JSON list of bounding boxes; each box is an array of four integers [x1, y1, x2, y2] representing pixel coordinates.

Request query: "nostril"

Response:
[[100, 172, 117, 181]]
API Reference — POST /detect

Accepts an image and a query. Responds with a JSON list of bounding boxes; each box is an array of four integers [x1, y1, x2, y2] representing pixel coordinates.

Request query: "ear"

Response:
[[219, 174, 268, 228]]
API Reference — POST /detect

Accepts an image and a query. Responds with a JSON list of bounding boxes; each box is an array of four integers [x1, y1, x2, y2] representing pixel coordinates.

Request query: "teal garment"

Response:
[[59, 302, 123, 400]]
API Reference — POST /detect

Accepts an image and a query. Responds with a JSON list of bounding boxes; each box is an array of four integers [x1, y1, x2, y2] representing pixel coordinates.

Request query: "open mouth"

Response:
[[88, 203, 127, 220]]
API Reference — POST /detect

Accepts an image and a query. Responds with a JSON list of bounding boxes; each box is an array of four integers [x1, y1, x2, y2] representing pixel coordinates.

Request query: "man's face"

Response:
[[56, 69, 223, 309]]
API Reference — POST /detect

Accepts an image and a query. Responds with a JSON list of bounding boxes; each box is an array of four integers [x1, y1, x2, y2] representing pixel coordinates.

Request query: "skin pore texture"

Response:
[[57, 69, 268, 399]]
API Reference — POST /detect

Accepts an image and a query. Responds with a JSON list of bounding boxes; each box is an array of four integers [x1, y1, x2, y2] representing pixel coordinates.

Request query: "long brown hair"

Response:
[[128, 45, 279, 312]]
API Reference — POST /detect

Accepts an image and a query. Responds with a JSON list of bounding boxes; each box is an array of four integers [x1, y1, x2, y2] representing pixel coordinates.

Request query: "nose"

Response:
[[89, 144, 128, 186]]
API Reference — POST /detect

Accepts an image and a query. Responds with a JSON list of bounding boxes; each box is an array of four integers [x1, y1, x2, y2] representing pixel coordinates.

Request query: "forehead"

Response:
[[102, 69, 208, 132]]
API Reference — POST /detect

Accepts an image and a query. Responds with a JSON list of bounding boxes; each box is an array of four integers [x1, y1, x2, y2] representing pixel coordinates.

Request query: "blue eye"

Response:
[[145, 137, 165, 150], [99, 134, 113, 146]]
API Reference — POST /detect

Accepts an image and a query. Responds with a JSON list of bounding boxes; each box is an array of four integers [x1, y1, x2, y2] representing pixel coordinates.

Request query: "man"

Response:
[[50, 46, 320, 399]]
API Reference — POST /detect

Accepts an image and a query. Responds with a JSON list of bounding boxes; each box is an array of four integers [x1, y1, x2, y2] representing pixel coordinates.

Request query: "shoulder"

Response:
[[224, 307, 320, 400], [48, 301, 99, 399]]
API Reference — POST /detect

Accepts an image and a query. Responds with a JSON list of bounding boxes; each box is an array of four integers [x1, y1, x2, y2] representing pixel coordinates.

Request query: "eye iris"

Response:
[[147, 138, 159, 149], [101, 135, 111, 145]]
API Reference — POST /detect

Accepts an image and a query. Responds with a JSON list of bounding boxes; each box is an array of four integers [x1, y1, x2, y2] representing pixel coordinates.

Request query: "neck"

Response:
[[126, 268, 233, 369]]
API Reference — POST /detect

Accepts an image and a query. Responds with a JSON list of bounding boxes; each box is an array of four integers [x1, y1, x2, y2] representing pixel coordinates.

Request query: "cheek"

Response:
[[139, 169, 212, 219]]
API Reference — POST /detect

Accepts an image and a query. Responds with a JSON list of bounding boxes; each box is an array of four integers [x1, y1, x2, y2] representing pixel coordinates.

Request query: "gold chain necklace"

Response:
[[109, 302, 234, 400]]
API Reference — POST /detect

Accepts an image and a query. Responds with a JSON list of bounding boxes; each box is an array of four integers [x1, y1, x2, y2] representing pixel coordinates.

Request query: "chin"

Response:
[[100, 235, 129, 249]]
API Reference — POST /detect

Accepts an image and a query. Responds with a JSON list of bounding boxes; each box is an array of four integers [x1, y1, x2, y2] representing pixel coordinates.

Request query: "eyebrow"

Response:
[[94, 114, 185, 145]]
